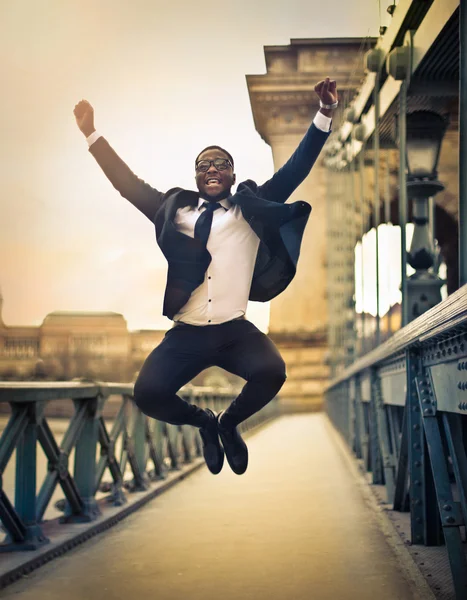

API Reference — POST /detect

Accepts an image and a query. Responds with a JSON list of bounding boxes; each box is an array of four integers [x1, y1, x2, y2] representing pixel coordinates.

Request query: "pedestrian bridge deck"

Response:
[[0, 414, 423, 600]]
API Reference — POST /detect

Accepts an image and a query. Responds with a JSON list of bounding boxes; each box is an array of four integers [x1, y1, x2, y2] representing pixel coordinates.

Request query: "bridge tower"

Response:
[[247, 38, 372, 409]]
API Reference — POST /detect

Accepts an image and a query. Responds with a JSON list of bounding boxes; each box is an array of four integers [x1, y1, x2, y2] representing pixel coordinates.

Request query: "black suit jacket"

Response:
[[89, 123, 330, 319]]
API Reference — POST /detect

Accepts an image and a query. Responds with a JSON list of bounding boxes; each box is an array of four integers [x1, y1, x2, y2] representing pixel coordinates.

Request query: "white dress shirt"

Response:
[[87, 112, 331, 325], [173, 197, 260, 324]]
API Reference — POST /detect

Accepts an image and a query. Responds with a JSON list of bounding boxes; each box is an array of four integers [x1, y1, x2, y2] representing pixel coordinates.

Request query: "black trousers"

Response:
[[133, 318, 286, 428]]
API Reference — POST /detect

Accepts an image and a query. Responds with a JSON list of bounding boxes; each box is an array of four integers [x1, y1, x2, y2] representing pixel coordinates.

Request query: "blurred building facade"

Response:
[[0, 289, 242, 389], [0, 288, 165, 382]]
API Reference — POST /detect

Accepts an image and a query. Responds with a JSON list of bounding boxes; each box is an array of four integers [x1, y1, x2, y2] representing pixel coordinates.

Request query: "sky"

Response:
[[1, 0, 383, 331]]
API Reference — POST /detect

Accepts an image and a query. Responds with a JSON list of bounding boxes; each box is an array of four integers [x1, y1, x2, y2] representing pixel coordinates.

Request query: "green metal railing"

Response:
[[0, 382, 278, 577], [325, 284, 467, 599]]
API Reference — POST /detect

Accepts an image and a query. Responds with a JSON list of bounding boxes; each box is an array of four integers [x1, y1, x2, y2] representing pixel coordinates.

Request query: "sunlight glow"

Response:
[[355, 223, 448, 317], [355, 224, 414, 316]]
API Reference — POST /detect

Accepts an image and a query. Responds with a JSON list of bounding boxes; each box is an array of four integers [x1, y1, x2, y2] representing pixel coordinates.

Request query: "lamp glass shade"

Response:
[[406, 138, 440, 178], [405, 111, 447, 179]]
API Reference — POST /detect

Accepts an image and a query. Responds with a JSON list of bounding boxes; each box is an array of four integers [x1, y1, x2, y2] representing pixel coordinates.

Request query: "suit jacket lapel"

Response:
[[165, 189, 199, 222]]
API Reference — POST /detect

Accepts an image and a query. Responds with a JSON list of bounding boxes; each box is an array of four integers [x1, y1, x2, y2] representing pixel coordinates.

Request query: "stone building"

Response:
[[0, 289, 241, 389], [0, 288, 165, 382]]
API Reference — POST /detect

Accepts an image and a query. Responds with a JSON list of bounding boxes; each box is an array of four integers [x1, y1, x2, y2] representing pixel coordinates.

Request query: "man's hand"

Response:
[[314, 78, 338, 117], [73, 99, 96, 138]]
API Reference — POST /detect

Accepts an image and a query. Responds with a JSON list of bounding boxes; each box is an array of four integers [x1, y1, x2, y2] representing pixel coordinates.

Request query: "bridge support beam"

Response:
[[1, 404, 49, 551]]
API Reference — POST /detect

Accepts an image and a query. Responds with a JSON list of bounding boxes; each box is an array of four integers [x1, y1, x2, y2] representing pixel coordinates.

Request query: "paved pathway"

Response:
[[0, 414, 423, 600]]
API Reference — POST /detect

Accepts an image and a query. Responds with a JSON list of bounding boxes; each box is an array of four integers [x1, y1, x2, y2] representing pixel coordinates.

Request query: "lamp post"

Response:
[[405, 110, 447, 321]]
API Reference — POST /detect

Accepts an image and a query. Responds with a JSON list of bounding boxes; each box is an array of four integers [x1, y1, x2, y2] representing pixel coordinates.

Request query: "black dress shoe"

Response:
[[199, 409, 224, 475], [217, 411, 248, 475]]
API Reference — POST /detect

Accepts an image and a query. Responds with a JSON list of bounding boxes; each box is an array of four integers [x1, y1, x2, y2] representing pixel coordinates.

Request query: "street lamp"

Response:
[[405, 110, 448, 320]]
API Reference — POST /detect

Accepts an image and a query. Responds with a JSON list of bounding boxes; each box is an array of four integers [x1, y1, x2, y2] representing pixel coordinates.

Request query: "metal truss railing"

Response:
[[325, 284, 467, 599], [0, 382, 278, 556]]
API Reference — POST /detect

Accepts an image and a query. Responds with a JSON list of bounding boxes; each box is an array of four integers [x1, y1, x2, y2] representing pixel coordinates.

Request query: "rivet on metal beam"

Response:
[[445, 516, 455, 524]]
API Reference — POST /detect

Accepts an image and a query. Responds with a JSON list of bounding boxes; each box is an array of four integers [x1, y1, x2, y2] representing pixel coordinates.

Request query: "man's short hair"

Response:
[[195, 146, 234, 169]]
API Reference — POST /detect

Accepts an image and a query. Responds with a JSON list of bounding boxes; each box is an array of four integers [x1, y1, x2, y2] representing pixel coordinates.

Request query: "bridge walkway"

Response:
[[0, 414, 426, 600]]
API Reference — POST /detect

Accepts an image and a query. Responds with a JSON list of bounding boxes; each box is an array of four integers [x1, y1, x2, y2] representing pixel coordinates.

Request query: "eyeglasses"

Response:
[[195, 158, 232, 173]]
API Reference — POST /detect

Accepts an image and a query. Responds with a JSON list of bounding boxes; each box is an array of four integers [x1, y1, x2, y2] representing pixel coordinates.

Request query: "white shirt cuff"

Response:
[[86, 131, 102, 147], [313, 111, 332, 132]]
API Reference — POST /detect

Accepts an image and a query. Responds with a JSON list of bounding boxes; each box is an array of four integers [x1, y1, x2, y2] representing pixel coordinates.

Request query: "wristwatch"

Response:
[[319, 100, 339, 110]]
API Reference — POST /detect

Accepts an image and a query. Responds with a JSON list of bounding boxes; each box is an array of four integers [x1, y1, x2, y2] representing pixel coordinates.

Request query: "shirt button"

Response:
[[209, 299, 212, 302], [208, 320, 211, 323], [208, 276, 211, 280]]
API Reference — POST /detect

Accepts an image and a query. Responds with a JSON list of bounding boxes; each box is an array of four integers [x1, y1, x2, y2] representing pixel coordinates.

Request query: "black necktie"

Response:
[[194, 202, 223, 246]]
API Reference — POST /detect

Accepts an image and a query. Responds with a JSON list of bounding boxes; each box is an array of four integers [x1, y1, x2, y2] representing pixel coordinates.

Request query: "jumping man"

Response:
[[73, 77, 338, 475]]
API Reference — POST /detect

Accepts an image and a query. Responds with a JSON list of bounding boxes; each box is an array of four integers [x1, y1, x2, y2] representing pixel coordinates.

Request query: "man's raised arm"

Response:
[[256, 78, 337, 204], [73, 99, 164, 221]]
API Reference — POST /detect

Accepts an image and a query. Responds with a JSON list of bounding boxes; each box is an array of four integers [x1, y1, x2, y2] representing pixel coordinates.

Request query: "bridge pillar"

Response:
[[247, 39, 372, 409]]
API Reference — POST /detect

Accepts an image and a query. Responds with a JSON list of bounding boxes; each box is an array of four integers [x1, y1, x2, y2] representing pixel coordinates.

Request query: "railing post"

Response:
[[406, 350, 442, 546], [372, 368, 396, 502], [133, 408, 148, 483], [407, 349, 425, 544], [415, 365, 467, 597], [147, 418, 167, 480], [369, 390, 384, 485], [71, 395, 102, 521], [353, 374, 364, 460], [12, 403, 48, 549], [180, 389, 195, 462]]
